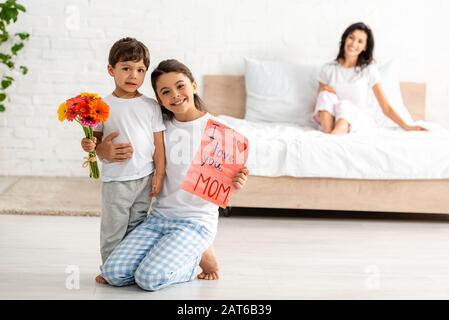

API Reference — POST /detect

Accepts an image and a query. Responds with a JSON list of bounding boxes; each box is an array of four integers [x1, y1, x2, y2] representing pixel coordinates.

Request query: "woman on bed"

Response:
[[313, 22, 427, 134]]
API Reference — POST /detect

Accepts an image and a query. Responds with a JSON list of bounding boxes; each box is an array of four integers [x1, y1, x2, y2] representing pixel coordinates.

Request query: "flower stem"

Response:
[[82, 125, 100, 179]]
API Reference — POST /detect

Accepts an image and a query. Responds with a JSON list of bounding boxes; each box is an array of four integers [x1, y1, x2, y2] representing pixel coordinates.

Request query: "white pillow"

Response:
[[368, 60, 414, 127], [244, 58, 320, 126]]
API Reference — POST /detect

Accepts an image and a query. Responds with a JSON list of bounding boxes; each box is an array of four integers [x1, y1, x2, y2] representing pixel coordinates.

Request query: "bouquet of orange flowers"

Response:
[[57, 92, 110, 179]]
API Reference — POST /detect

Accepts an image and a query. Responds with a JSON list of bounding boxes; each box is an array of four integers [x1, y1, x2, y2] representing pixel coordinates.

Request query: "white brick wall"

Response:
[[1, 0, 449, 177]]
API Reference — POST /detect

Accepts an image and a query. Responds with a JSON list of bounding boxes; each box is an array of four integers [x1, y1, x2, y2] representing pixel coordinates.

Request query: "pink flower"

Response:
[[79, 115, 98, 128]]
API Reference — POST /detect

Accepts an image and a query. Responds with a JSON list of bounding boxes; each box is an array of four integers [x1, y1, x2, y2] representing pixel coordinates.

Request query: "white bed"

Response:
[[218, 115, 449, 180], [204, 75, 449, 215]]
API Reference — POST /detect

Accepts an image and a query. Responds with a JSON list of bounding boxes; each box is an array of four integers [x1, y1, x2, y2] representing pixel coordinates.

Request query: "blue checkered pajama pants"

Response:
[[101, 212, 214, 291]]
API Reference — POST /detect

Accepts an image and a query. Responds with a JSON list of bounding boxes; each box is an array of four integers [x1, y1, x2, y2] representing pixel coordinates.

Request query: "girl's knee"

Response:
[[102, 272, 129, 287], [101, 263, 134, 287], [135, 268, 167, 291]]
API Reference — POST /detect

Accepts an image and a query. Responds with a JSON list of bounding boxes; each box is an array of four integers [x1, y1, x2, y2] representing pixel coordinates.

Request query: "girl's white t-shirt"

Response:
[[152, 113, 219, 234], [318, 61, 381, 110], [96, 94, 165, 182]]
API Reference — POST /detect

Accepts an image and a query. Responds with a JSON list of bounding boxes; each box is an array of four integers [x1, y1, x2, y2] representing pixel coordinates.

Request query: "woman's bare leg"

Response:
[[331, 118, 350, 134], [319, 111, 334, 133]]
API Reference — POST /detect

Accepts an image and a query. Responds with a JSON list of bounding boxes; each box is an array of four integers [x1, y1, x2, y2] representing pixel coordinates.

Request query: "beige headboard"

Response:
[[203, 75, 426, 121]]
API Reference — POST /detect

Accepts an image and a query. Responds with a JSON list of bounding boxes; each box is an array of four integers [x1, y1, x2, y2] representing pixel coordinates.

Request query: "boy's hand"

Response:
[[96, 131, 133, 162], [149, 174, 164, 197], [81, 137, 96, 153], [233, 167, 249, 190]]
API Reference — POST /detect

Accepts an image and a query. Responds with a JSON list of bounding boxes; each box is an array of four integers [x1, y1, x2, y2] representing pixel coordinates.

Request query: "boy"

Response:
[[81, 37, 165, 284]]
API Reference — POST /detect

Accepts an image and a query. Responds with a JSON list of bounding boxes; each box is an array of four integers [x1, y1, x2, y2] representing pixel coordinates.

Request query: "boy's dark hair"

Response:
[[151, 59, 206, 119], [336, 22, 375, 70], [108, 37, 150, 69]]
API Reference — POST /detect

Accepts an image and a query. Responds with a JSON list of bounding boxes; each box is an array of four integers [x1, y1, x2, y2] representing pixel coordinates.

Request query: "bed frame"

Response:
[[203, 75, 449, 214]]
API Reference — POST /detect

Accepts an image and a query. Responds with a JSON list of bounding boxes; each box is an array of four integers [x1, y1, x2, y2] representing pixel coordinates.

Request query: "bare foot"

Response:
[[197, 246, 220, 280], [95, 274, 108, 285]]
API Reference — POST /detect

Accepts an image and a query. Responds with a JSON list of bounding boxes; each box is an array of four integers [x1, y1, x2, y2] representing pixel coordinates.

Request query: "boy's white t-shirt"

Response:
[[152, 113, 219, 234], [95, 94, 165, 182], [318, 61, 381, 110]]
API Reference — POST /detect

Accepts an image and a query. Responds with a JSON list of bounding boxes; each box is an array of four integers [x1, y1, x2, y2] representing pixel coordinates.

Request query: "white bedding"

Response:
[[217, 115, 449, 179]]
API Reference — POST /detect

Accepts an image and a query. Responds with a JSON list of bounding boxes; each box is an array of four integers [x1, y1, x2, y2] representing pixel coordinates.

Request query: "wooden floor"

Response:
[[1, 211, 449, 300]]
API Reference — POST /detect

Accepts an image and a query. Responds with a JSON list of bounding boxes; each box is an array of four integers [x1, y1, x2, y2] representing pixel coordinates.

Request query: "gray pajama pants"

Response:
[[100, 173, 153, 264]]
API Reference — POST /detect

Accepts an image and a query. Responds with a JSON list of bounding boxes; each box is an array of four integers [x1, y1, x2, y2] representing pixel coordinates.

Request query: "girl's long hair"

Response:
[[151, 59, 206, 119], [336, 22, 375, 70]]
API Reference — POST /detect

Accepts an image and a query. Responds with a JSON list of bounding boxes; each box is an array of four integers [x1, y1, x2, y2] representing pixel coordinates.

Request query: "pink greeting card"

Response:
[[182, 119, 249, 208]]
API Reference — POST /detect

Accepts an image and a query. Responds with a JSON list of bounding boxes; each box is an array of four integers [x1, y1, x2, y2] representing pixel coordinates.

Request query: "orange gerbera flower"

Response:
[[66, 95, 85, 109], [76, 102, 92, 118], [66, 95, 91, 118], [90, 98, 110, 122]]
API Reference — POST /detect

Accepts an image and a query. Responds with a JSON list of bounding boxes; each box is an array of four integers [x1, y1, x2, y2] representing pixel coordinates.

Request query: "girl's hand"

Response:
[[81, 137, 96, 152], [96, 131, 133, 162], [233, 167, 249, 190], [149, 174, 164, 197], [402, 124, 428, 132], [320, 85, 336, 94]]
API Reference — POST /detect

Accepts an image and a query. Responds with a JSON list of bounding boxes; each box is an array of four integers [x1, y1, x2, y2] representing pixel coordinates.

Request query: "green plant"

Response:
[[0, 0, 29, 112]]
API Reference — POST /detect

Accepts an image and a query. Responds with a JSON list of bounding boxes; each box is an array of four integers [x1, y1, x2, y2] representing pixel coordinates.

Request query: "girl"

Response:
[[99, 59, 249, 291], [313, 22, 427, 134]]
